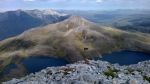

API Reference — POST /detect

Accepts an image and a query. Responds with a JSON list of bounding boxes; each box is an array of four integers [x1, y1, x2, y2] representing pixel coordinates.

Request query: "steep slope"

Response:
[[0, 16, 150, 74], [0, 9, 69, 40]]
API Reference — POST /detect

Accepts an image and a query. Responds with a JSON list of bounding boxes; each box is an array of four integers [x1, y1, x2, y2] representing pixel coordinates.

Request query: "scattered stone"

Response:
[[3, 60, 150, 84]]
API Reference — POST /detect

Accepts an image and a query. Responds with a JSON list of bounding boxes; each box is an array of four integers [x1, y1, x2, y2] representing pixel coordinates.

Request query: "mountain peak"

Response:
[[63, 16, 91, 26], [42, 9, 67, 16], [24, 9, 67, 17], [68, 16, 88, 21]]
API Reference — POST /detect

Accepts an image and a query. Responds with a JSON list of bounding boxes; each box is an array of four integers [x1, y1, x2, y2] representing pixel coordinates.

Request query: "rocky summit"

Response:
[[3, 60, 150, 84]]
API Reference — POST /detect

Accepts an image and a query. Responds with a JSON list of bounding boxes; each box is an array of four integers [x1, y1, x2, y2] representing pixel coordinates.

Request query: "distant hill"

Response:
[[60, 10, 150, 33], [113, 15, 150, 33], [0, 16, 150, 64], [0, 9, 69, 40], [0, 16, 150, 81]]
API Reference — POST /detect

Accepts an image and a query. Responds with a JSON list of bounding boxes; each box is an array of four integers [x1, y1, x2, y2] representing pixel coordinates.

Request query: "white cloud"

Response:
[[80, 0, 104, 3], [24, 0, 36, 1], [23, 0, 68, 2], [23, 0, 104, 3], [96, 0, 103, 3]]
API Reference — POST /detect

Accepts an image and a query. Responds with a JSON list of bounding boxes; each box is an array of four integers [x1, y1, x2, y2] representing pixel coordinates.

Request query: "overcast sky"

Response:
[[0, 0, 150, 11]]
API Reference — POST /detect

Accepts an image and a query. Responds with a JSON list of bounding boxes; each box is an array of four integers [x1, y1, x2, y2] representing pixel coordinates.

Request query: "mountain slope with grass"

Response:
[[0, 16, 150, 77], [0, 9, 69, 40], [60, 10, 150, 33]]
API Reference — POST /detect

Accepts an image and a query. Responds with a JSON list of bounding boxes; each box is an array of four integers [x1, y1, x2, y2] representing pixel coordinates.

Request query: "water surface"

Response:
[[22, 56, 68, 73], [99, 51, 150, 65]]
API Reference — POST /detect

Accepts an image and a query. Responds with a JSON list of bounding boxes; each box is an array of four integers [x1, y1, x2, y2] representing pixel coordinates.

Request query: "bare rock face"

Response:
[[3, 60, 150, 84]]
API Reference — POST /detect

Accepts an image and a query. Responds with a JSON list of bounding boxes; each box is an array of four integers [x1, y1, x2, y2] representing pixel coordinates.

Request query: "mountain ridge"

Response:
[[0, 16, 150, 81], [0, 16, 150, 59], [0, 9, 69, 40]]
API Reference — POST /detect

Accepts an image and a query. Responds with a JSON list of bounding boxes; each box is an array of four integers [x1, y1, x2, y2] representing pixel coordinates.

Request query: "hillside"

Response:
[[60, 10, 150, 33], [0, 9, 69, 40], [0, 16, 150, 80], [3, 60, 150, 84], [113, 15, 150, 33]]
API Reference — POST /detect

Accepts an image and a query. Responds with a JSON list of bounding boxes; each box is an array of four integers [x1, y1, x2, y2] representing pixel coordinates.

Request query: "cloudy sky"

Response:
[[0, 0, 150, 11]]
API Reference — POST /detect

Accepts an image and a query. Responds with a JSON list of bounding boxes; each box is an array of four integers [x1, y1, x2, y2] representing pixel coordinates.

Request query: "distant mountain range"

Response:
[[60, 10, 150, 33], [0, 9, 69, 40], [1, 9, 150, 41]]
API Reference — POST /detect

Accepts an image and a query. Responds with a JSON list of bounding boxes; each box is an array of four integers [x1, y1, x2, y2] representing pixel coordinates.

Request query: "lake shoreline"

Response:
[[4, 59, 150, 84], [1, 50, 150, 82]]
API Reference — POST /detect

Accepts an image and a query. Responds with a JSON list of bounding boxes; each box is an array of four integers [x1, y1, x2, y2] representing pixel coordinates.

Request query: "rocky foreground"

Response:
[[3, 60, 150, 84]]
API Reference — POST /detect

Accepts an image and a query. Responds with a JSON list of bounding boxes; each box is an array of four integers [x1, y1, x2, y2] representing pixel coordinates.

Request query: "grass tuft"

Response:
[[143, 76, 150, 83], [104, 68, 119, 78]]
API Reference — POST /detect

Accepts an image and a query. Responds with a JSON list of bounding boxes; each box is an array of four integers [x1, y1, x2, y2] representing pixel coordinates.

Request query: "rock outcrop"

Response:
[[4, 60, 150, 84]]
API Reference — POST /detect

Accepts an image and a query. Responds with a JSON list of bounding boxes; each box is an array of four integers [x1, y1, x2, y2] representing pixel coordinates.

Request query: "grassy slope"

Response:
[[0, 16, 150, 72]]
